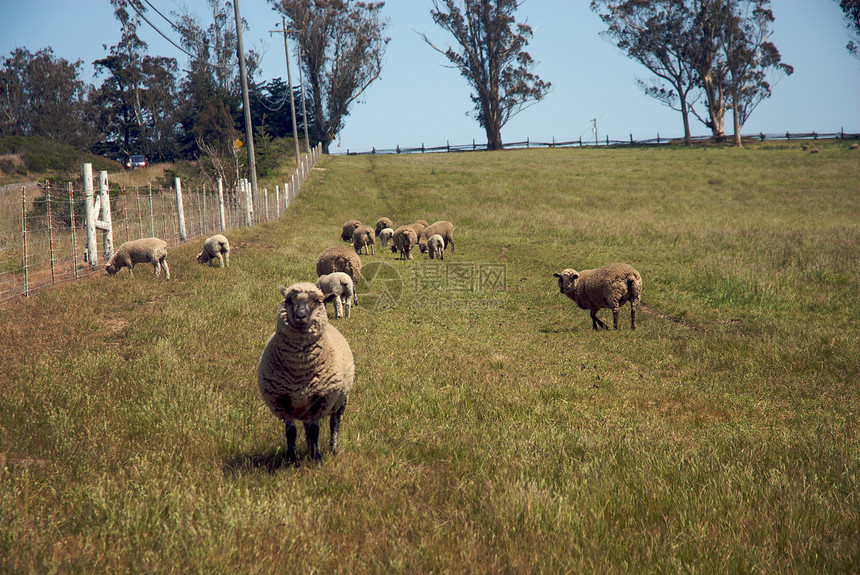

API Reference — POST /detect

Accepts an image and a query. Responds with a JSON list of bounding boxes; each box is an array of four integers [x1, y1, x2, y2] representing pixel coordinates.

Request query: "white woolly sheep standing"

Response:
[[105, 237, 170, 280], [258, 283, 355, 464], [316, 245, 363, 285], [341, 219, 362, 242], [554, 263, 642, 330], [375, 217, 394, 236], [427, 234, 445, 260], [390, 225, 419, 260], [418, 221, 455, 255], [352, 224, 376, 255], [196, 234, 230, 267], [377, 227, 394, 248], [316, 272, 357, 319]]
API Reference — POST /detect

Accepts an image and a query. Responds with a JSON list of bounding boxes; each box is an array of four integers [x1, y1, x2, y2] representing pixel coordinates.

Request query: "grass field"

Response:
[[1, 143, 859, 572]]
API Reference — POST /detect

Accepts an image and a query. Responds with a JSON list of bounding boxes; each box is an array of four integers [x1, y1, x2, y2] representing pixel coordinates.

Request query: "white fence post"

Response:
[[98, 171, 114, 259], [83, 163, 98, 268], [275, 185, 280, 219], [174, 177, 187, 241], [217, 178, 226, 232]]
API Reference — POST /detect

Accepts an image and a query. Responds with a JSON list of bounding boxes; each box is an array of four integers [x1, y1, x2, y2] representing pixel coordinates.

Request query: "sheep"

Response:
[[427, 234, 445, 260], [418, 221, 455, 254], [377, 227, 394, 248], [316, 245, 362, 285], [105, 237, 170, 280], [410, 220, 428, 237], [375, 217, 394, 236], [352, 224, 376, 255], [316, 272, 357, 319], [257, 283, 355, 464], [196, 234, 230, 267], [850, 144, 859, 151], [341, 219, 362, 242], [554, 263, 642, 330], [390, 225, 418, 260]]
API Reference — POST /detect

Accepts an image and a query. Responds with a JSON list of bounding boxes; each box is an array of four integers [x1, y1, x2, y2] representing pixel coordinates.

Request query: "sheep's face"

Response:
[[105, 259, 120, 276], [278, 283, 336, 333], [553, 269, 579, 294], [196, 251, 209, 264]]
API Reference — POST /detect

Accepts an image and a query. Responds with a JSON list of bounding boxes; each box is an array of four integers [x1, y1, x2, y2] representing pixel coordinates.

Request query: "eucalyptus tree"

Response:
[[93, 0, 179, 159], [423, 0, 550, 150], [591, 0, 699, 146], [837, 0, 860, 58], [272, 0, 390, 154], [0, 47, 97, 149]]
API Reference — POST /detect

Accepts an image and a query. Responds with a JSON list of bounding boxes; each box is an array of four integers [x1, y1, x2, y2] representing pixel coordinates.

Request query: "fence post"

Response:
[[275, 185, 281, 219], [83, 163, 98, 268], [217, 178, 226, 232], [21, 186, 29, 296], [264, 188, 270, 222], [135, 188, 143, 238], [148, 185, 154, 237], [174, 177, 187, 241], [242, 179, 252, 226], [69, 183, 78, 279], [98, 171, 114, 259], [46, 182, 56, 285]]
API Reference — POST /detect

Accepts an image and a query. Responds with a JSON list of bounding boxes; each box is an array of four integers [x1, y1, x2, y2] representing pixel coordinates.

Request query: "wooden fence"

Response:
[[340, 128, 860, 156], [0, 144, 322, 304]]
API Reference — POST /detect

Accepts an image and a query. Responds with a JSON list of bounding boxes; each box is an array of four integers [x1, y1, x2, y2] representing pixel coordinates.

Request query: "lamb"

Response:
[[554, 263, 642, 330], [390, 225, 418, 260], [196, 234, 230, 267], [352, 224, 376, 255], [375, 217, 394, 236], [427, 234, 445, 260], [418, 221, 455, 254], [105, 237, 170, 280], [341, 219, 362, 242], [257, 283, 355, 464], [316, 272, 357, 319], [316, 245, 362, 285], [377, 227, 394, 248]]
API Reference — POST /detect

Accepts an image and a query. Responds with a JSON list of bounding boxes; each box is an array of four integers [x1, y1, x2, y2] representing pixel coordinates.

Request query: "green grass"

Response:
[[2, 143, 859, 573]]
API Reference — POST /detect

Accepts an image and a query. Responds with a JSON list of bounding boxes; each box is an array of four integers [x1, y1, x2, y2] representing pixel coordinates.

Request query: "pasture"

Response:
[[1, 143, 858, 572]]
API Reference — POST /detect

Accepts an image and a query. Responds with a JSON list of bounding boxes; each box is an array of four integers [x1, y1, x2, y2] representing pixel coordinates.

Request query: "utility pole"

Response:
[[233, 0, 259, 205], [592, 118, 599, 147], [271, 18, 301, 168], [295, 35, 311, 153]]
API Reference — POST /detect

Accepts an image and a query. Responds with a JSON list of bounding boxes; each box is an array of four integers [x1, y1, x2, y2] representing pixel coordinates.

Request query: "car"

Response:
[[126, 154, 147, 169]]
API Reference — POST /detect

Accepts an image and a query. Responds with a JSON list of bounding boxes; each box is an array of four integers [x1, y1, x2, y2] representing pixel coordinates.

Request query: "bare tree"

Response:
[[422, 0, 550, 150], [592, 0, 699, 146], [272, 0, 389, 154]]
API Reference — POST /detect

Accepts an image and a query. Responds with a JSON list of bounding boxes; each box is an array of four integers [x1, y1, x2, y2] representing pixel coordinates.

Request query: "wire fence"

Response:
[[339, 128, 860, 155], [0, 144, 322, 304]]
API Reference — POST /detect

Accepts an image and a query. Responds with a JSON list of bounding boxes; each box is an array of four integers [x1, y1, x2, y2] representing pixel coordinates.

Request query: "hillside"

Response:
[[1, 145, 859, 572]]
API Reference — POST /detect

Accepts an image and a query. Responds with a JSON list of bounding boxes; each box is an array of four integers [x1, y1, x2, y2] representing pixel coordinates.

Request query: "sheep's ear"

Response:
[[553, 272, 561, 278], [279, 284, 288, 297], [322, 292, 338, 304]]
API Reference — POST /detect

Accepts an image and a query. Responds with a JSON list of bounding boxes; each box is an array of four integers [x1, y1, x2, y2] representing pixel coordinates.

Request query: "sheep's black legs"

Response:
[[285, 421, 298, 464], [590, 310, 609, 330], [631, 305, 636, 330], [304, 421, 322, 462], [329, 411, 343, 455]]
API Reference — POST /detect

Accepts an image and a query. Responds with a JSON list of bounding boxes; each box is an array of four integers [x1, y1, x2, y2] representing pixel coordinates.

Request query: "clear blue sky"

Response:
[[1, 0, 858, 153]]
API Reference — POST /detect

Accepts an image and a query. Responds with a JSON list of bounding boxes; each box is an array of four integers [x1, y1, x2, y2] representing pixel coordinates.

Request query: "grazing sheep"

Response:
[[554, 263, 642, 330], [377, 227, 394, 247], [257, 283, 355, 464], [390, 225, 419, 260], [341, 219, 362, 242], [375, 217, 394, 236], [849, 144, 859, 150], [352, 224, 375, 255], [418, 221, 455, 254], [196, 234, 230, 267], [105, 237, 170, 280], [317, 245, 362, 285], [411, 220, 428, 237], [427, 234, 445, 260], [316, 272, 357, 319], [809, 148, 820, 154]]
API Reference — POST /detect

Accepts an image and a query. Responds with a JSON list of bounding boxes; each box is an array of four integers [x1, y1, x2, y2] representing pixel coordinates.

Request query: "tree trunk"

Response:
[[485, 127, 504, 150], [679, 94, 692, 147]]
